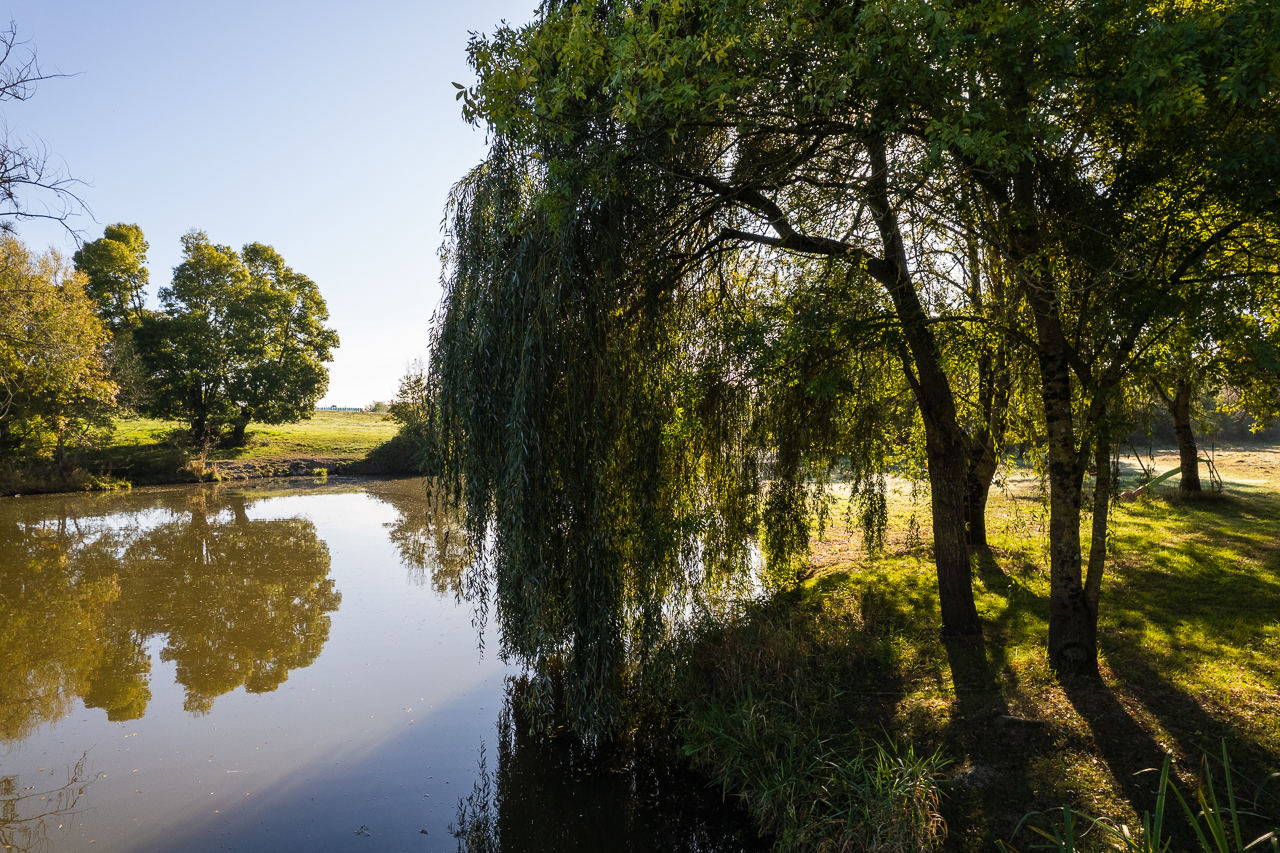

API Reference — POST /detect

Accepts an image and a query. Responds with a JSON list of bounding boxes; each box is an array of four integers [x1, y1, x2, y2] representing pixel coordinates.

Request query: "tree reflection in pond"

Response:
[[368, 479, 470, 601], [0, 506, 124, 741], [121, 492, 340, 714], [0, 754, 96, 853], [363, 480, 765, 851], [82, 626, 152, 722], [0, 485, 341, 734], [452, 678, 766, 853]]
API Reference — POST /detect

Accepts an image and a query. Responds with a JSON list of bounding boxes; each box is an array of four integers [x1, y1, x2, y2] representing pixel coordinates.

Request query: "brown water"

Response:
[[0, 478, 760, 852]]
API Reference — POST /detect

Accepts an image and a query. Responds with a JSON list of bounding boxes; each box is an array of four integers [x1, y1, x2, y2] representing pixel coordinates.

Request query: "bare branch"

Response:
[[0, 22, 86, 236]]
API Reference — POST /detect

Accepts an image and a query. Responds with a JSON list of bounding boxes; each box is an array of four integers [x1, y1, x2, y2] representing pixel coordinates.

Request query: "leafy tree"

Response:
[[426, 0, 1031, 735], [433, 0, 1169, 728], [945, 0, 1280, 671], [429, 0, 1279, 723], [72, 223, 149, 328], [1138, 234, 1280, 495], [138, 231, 338, 444], [73, 223, 153, 412], [1217, 280, 1280, 432], [388, 359, 429, 436], [0, 237, 117, 472]]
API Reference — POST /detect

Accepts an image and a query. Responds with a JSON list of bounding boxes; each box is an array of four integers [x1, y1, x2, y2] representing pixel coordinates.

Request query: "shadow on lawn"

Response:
[[973, 484, 1275, 847], [1043, 489, 1276, 845], [1088, 489, 1280, 840], [811, 485, 1279, 850]]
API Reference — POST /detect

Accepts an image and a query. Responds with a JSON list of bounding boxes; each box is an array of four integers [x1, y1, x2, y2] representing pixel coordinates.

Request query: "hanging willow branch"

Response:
[[423, 103, 907, 736]]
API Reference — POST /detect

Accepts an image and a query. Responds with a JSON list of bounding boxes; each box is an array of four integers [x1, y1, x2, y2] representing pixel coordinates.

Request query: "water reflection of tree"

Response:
[[0, 486, 340, 733], [452, 678, 764, 853], [82, 626, 152, 722], [121, 492, 340, 714], [0, 508, 124, 740], [0, 753, 96, 853], [367, 479, 470, 600]]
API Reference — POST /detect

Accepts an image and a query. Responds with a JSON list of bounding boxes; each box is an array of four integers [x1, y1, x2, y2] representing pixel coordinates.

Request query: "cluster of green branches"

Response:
[[422, 0, 1280, 736], [0, 236, 118, 480], [424, 127, 915, 732]]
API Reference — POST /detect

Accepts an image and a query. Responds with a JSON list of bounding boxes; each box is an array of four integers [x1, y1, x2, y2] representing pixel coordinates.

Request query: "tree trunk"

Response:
[[1014, 166, 1098, 678], [1038, 347, 1098, 677], [1084, 429, 1112, 616], [56, 426, 70, 479], [1170, 379, 1201, 495], [965, 345, 1009, 550], [189, 384, 210, 445], [231, 406, 252, 446], [928, 434, 982, 635], [964, 440, 997, 550], [869, 137, 980, 637]]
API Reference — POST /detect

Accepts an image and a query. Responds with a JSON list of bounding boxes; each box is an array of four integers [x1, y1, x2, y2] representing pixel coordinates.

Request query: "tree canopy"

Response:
[[138, 231, 338, 444], [0, 236, 117, 470], [424, 0, 1280, 732], [73, 223, 150, 329]]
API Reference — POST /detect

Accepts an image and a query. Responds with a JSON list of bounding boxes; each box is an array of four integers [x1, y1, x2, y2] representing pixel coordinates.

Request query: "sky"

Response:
[[4, 0, 538, 406]]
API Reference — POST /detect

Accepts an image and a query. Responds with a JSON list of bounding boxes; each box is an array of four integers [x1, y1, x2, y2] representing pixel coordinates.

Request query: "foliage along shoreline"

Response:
[[0, 454, 418, 497], [1, 225, 342, 488], [0, 414, 424, 497], [446, 461, 1280, 852]]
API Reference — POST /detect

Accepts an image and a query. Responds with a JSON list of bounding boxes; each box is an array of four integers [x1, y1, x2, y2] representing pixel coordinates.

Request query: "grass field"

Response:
[[90, 410, 403, 485], [107, 410, 398, 458], [676, 445, 1280, 851]]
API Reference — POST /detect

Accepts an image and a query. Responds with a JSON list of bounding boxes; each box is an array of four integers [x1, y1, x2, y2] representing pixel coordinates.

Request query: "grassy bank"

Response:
[[1, 411, 413, 494], [672, 448, 1280, 851]]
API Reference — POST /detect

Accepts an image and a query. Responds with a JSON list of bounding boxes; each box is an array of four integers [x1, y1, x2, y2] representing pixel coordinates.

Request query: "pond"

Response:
[[0, 478, 762, 852]]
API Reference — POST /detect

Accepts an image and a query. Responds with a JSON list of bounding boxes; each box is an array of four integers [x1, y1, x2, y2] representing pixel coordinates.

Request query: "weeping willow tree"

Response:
[[422, 0, 1062, 734], [428, 0, 1280, 718], [424, 108, 905, 733]]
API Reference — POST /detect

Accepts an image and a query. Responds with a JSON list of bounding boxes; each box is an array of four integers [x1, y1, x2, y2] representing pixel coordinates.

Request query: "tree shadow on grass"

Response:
[[939, 550, 1064, 852], [1058, 674, 1176, 819], [1061, 487, 1280, 844], [972, 548, 1006, 580], [954, 547, 1182, 848], [1098, 651, 1280, 842], [936, 633, 1040, 851]]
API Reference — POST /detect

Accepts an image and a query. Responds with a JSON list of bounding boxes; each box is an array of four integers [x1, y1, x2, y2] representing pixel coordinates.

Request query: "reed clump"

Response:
[[672, 589, 947, 852]]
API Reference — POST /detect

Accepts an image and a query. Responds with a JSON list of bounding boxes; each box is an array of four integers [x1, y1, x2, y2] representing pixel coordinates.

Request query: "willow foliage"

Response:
[[425, 114, 901, 734], [430, 130, 733, 734]]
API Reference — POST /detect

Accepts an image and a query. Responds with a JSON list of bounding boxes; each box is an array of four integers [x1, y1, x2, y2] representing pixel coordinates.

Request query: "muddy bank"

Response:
[[191, 453, 414, 481]]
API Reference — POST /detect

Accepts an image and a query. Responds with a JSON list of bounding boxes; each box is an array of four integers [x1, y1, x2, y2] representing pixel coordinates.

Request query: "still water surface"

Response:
[[0, 478, 759, 852]]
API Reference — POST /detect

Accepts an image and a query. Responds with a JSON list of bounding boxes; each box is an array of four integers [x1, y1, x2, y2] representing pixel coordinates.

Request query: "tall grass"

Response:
[[997, 746, 1279, 853], [673, 590, 947, 852]]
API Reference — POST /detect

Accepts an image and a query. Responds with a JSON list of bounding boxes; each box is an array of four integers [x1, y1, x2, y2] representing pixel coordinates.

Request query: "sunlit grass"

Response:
[[109, 410, 396, 457], [688, 450, 1280, 851], [90, 411, 401, 485]]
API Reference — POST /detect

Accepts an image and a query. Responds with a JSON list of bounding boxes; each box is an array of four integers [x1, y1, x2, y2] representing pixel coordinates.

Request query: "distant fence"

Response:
[[315, 407, 364, 412]]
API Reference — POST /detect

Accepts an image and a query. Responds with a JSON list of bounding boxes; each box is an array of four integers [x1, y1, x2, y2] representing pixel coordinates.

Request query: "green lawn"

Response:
[[677, 451, 1280, 851], [94, 411, 402, 484]]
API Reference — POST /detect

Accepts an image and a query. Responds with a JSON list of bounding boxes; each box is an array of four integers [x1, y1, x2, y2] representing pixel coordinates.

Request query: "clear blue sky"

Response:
[[5, 0, 536, 406]]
